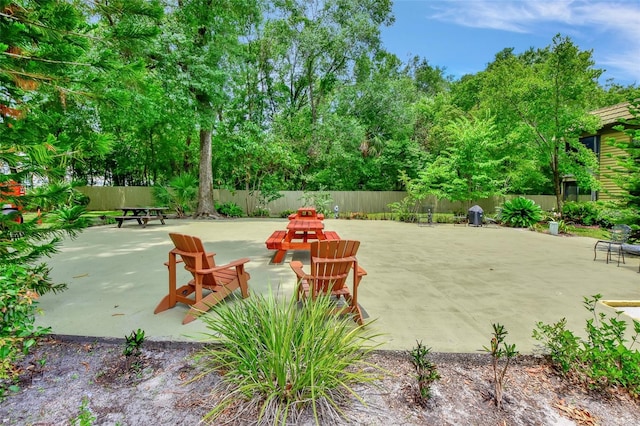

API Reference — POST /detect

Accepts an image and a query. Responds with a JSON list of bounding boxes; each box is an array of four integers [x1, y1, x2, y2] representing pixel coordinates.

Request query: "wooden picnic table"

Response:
[[287, 207, 324, 221], [115, 207, 167, 228], [266, 208, 339, 264]]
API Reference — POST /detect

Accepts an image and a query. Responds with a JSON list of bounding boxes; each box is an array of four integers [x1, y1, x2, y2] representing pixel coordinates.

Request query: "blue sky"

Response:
[[380, 0, 640, 86]]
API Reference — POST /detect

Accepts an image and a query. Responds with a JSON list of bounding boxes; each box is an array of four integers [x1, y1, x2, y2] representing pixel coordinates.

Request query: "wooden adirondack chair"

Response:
[[154, 233, 250, 324], [289, 239, 367, 325]]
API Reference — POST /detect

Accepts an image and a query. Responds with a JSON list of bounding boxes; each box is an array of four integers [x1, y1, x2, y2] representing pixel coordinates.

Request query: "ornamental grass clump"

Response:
[[196, 291, 383, 425], [499, 197, 543, 228]]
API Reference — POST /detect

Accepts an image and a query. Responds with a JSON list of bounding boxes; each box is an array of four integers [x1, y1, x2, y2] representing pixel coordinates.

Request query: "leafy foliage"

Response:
[[532, 318, 581, 373], [123, 329, 145, 358], [152, 174, 198, 218], [478, 36, 602, 210], [247, 187, 282, 218], [70, 396, 96, 426], [560, 200, 624, 228], [561, 201, 600, 226], [195, 292, 382, 425], [0, 263, 63, 398], [499, 197, 543, 228], [387, 171, 424, 223], [0, 1, 100, 393], [533, 295, 640, 397], [409, 341, 440, 404], [0, 182, 88, 395], [299, 187, 333, 216], [416, 115, 505, 202], [215, 202, 244, 218], [482, 323, 518, 409], [5, 0, 629, 210], [607, 98, 640, 226], [123, 328, 145, 372]]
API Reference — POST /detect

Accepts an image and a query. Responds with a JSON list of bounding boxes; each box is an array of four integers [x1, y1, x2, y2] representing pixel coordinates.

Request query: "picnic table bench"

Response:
[[115, 207, 167, 228]]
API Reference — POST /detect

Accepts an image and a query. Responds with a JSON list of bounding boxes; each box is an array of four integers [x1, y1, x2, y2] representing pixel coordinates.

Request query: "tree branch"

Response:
[[0, 12, 102, 41], [2, 51, 93, 67]]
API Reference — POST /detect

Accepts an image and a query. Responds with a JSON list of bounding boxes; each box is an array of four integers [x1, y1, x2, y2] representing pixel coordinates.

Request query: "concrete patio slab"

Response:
[[36, 218, 640, 353]]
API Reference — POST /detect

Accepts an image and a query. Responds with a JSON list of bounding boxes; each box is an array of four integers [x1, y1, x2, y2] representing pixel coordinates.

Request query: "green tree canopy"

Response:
[[479, 35, 602, 209]]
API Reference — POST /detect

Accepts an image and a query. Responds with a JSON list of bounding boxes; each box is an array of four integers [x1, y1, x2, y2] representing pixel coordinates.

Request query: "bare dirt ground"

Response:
[[1, 335, 639, 426]]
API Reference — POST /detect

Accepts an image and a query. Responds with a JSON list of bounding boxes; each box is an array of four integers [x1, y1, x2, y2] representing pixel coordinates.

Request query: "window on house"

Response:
[[563, 181, 578, 201], [579, 135, 600, 158]]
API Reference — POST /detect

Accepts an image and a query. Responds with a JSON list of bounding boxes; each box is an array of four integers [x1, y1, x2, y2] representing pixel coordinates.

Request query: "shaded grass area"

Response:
[[566, 225, 609, 240], [23, 210, 120, 226]]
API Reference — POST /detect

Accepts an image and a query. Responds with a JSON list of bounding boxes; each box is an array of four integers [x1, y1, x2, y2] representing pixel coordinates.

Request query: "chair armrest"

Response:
[[289, 260, 307, 279], [313, 256, 357, 266], [197, 257, 250, 274], [221, 257, 250, 268], [355, 265, 367, 277]]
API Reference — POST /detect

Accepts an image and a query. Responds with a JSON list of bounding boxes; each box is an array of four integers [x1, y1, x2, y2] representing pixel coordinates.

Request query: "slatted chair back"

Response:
[[290, 239, 366, 324], [169, 232, 218, 287], [155, 233, 250, 324], [309, 240, 360, 298]]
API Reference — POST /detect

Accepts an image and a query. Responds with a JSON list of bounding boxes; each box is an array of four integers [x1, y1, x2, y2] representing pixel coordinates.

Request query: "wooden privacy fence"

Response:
[[77, 186, 590, 215]]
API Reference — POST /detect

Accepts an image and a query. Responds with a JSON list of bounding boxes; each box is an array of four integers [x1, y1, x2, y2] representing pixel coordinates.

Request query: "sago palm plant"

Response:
[[152, 173, 198, 217], [499, 197, 543, 228]]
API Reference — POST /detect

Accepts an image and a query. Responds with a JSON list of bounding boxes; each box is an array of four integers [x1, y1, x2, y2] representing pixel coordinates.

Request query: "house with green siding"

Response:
[[563, 102, 634, 201]]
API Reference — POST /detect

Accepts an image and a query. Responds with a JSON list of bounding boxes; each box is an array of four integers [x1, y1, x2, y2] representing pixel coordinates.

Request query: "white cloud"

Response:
[[428, 0, 574, 32], [428, 1, 640, 83]]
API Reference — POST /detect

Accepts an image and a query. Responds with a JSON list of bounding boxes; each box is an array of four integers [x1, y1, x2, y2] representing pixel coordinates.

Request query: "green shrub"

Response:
[[561, 201, 600, 226], [599, 205, 640, 229], [152, 173, 198, 217], [482, 323, 518, 409], [431, 213, 449, 223], [1, 181, 88, 399], [1, 264, 63, 398], [248, 207, 270, 217], [279, 209, 295, 218], [499, 197, 542, 228], [345, 212, 368, 220], [299, 187, 332, 216], [70, 396, 96, 426], [123, 329, 145, 371], [556, 219, 571, 234], [215, 202, 244, 217], [532, 318, 581, 373], [25, 182, 90, 211], [561, 201, 633, 228], [409, 341, 440, 404], [196, 292, 383, 425], [387, 198, 419, 223], [533, 294, 640, 396]]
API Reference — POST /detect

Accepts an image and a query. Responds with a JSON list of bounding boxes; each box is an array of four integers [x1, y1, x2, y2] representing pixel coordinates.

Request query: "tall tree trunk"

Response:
[[195, 128, 217, 218], [551, 147, 563, 212]]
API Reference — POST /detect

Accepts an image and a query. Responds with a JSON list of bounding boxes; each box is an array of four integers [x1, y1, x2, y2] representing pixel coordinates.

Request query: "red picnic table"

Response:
[[266, 207, 340, 264]]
